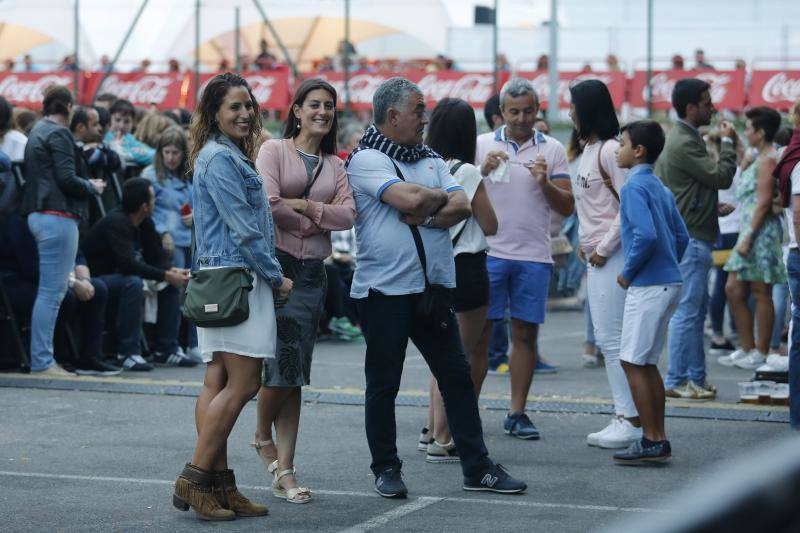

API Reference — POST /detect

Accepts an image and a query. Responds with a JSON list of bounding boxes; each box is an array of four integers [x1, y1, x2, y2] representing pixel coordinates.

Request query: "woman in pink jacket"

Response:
[[251, 79, 355, 503]]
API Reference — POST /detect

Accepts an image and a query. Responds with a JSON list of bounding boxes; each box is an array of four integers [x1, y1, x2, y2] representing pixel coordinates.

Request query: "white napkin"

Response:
[[487, 160, 511, 183]]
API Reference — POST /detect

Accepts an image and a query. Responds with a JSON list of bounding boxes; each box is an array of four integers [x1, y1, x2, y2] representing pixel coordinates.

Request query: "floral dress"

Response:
[[724, 152, 787, 284]]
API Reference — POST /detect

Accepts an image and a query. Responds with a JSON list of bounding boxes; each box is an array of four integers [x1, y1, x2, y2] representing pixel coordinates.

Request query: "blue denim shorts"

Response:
[[487, 256, 552, 324]]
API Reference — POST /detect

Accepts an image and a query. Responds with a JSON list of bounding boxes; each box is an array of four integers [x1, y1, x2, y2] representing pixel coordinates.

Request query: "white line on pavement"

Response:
[[0, 470, 668, 514], [336, 497, 443, 533]]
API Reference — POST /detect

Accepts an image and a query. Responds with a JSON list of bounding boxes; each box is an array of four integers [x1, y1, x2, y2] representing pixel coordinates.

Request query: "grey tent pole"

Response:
[[344, 0, 351, 112], [90, 0, 150, 103], [73, 0, 79, 101], [252, 0, 303, 80], [546, 0, 558, 124], [194, 0, 200, 104], [235, 6, 241, 74], [646, 0, 653, 117]]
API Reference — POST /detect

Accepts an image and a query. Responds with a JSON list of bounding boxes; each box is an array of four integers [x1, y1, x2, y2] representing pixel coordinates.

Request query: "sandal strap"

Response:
[[286, 486, 312, 499], [250, 439, 275, 450], [275, 468, 296, 481]]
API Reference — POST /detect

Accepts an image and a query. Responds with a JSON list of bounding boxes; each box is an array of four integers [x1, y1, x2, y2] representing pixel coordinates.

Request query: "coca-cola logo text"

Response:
[[644, 72, 732, 104], [0, 74, 73, 104], [760, 73, 800, 104], [99, 75, 174, 105]]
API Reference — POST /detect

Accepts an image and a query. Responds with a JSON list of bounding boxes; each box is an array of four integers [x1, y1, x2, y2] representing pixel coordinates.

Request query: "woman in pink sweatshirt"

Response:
[[568, 80, 641, 451], [251, 79, 355, 504]]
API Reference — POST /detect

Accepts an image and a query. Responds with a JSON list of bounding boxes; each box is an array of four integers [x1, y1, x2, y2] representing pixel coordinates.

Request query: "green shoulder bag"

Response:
[[182, 267, 254, 328]]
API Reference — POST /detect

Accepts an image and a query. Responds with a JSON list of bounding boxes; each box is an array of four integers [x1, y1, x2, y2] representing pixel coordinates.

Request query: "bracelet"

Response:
[[422, 215, 436, 227], [76, 276, 90, 282]]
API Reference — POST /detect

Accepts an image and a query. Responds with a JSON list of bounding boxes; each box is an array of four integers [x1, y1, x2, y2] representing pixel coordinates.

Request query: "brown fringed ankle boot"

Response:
[[214, 469, 269, 517], [173, 463, 236, 521]]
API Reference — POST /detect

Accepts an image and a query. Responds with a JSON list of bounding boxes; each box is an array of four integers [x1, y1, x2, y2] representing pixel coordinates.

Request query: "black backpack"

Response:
[[0, 163, 24, 222]]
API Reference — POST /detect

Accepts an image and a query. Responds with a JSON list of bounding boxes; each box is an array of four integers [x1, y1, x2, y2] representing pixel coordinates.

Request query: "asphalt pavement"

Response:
[[0, 309, 795, 532]]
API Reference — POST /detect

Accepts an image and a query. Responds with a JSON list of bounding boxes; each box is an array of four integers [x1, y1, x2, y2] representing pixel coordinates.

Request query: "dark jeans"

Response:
[[155, 246, 197, 353], [98, 274, 143, 356], [786, 249, 800, 429], [78, 278, 109, 360], [325, 261, 358, 324], [709, 232, 739, 336], [357, 290, 492, 478]]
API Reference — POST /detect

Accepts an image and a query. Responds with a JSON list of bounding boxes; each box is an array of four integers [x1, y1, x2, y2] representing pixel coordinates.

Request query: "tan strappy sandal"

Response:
[[272, 466, 312, 504], [250, 439, 278, 476]]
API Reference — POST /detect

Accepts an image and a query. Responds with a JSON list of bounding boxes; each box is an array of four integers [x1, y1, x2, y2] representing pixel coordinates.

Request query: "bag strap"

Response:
[[597, 140, 620, 203], [302, 156, 324, 198], [390, 159, 431, 288], [448, 161, 467, 247]]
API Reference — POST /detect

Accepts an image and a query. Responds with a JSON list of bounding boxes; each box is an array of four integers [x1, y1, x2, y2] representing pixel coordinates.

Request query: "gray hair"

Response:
[[372, 77, 422, 125], [499, 77, 538, 107]]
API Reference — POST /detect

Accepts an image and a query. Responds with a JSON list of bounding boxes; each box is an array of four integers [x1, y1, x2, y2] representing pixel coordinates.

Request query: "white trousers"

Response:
[[586, 249, 638, 418]]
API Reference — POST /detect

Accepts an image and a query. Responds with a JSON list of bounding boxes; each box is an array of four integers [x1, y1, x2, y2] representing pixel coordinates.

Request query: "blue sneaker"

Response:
[[374, 465, 408, 498], [504, 411, 540, 440], [463, 463, 527, 494], [535, 359, 559, 374]]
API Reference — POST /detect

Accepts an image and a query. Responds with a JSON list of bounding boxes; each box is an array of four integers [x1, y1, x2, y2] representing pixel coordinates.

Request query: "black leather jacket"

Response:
[[21, 118, 96, 219]]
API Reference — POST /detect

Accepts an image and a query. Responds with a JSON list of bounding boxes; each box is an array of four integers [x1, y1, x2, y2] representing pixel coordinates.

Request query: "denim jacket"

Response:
[[141, 165, 193, 248], [192, 134, 283, 287]]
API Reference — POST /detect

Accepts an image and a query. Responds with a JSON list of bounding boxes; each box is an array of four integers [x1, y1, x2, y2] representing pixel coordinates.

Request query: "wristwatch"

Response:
[[421, 215, 436, 227]]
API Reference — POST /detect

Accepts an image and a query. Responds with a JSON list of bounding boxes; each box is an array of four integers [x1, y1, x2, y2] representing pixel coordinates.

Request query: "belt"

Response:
[[39, 210, 79, 220]]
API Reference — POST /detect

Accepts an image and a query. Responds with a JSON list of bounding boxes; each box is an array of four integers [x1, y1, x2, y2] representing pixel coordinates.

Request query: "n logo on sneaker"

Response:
[[481, 473, 498, 488]]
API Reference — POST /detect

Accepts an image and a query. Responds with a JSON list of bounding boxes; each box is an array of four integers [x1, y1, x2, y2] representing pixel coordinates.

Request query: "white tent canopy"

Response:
[[0, 0, 451, 69]]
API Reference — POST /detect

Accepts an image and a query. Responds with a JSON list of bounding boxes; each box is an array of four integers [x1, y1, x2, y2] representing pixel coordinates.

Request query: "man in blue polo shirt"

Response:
[[346, 77, 526, 498]]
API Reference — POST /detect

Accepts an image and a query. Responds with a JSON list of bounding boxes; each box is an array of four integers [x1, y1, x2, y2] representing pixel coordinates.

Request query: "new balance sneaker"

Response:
[[418, 427, 433, 452], [488, 354, 510, 375], [463, 464, 527, 494], [596, 418, 642, 449], [666, 382, 715, 400], [587, 418, 616, 446], [74, 357, 123, 377], [426, 439, 459, 463], [374, 465, 407, 498], [153, 350, 199, 367], [718, 348, 750, 367], [733, 350, 766, 370], [184, 346, 204, 365], [117, 354, 154, 371], [613, 439, 671, 466], [757, 353, 789, 372], [503, 411, 540, 440], [34, 363, 74, 377], [709, 338, 735, 356], [535, 359, 559, 374], [689, 380, 717, 399]]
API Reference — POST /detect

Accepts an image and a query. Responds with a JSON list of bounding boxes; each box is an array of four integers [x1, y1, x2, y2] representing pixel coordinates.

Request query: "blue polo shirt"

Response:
[[346, 149, 463, 299]]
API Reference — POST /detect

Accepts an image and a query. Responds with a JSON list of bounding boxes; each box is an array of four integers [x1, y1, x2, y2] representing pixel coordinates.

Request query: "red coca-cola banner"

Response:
[[0, 72, 78, 108], [629, 70, 747, 110], [310, 71, 509, 111], [192, 71, 290, 111], [748, 70, 800, 109], [515, 71, 627, 109], [84, 72, 190, 109]]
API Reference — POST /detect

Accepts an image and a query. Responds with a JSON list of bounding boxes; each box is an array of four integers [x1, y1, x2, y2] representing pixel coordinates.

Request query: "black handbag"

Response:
[[389, 160, 453, 330]]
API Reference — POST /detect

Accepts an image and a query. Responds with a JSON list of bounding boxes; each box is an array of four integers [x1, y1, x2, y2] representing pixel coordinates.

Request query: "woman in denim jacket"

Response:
[[173, 73, 292, 522], [142, 126, 200, 365]]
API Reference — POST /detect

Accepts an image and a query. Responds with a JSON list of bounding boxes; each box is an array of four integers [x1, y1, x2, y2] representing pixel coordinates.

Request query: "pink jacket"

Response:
[[256, 138, 356, 260]]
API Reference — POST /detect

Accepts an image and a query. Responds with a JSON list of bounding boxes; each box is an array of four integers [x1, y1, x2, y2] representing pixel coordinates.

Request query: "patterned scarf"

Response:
[[345, 124, 440, 168]]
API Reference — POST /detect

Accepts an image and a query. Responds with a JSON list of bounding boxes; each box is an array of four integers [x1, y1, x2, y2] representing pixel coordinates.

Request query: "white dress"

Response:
[[196, 271, 277, 363]]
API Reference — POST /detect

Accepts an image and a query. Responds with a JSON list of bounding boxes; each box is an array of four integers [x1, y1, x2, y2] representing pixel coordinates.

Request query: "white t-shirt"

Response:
[[786, 164, 800, 248], [448, 160, 489, 256], [718, 166, 741, 236], [0, 130, 27, 162]]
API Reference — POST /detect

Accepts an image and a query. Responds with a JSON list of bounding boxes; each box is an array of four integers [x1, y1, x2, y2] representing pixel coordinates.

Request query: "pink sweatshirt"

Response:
[[257, 138, 356, 260], [571, 139, 628, 258]]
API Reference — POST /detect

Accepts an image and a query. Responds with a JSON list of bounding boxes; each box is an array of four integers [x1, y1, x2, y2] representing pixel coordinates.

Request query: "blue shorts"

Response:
[[487, 256, 551, 324]]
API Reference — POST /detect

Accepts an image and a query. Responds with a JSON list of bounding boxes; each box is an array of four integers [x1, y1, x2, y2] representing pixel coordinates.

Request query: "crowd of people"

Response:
[[1, 63, 799, 521]]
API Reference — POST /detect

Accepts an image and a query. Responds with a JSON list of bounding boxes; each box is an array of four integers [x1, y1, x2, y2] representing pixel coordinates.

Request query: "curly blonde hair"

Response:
[[134, 112, 176, 148], [188, 73, 261, 172]]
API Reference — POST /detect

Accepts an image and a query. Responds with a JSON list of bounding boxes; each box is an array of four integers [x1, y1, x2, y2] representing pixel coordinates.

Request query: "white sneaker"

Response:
[[582, 353, 600, 368], [596, 419, 642, 449], [757, 354, 789, 372], [586, 419, 616, 447], [734, 350, 766, 370], [718, 348, 749, 367]]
